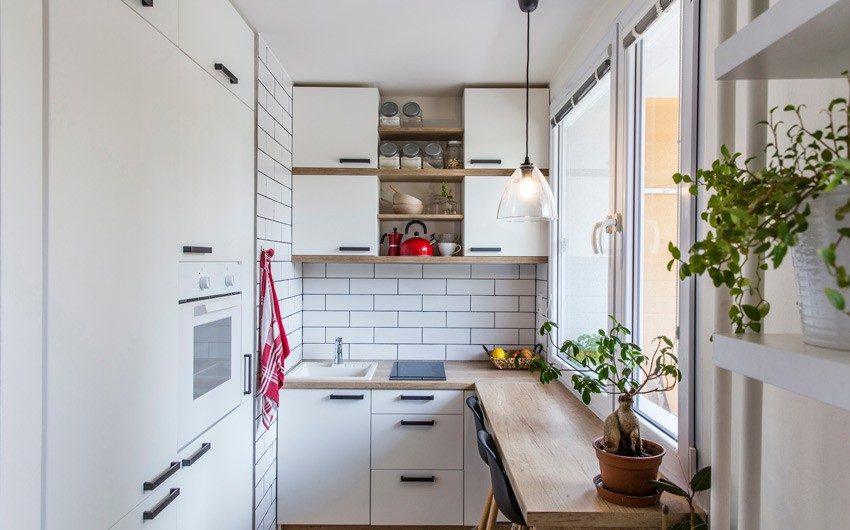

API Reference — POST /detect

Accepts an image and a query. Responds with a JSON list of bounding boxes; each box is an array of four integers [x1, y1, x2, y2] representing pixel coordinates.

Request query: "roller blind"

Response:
[[551, 58, 611, 126], [622, 0, 676, 48]]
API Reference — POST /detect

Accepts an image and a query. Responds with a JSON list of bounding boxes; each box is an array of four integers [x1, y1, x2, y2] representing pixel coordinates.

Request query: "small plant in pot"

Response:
[[531, 317, 680, 505]]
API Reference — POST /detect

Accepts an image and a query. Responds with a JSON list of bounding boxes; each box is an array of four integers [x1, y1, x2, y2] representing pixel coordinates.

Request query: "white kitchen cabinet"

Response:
[[278, 389, 372, 525], [120, 0, 178, 43], [47, 1, 183, 528], [463, 176, 548, 256], [293, 174, 379, 256], [111, 479, 181, 530], [293, 87, 379, 168], [371, 470, 464, 526], [177, 401, 252, 530], [371, 414, 464, 470], [178, 0, 255, 107], [371, 389, 463, 415], [463, 88, 550, 169]]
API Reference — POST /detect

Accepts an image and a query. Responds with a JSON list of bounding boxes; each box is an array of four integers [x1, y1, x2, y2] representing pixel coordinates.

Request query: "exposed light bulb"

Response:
[[519, 175, 538, 200]]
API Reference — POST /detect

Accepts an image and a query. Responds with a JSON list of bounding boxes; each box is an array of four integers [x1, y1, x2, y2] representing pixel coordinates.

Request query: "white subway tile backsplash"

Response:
[[494, 312, 536, 328], [326, 263, 374, 278], [470, 296, 518, 312], [422, 295, 470, 311], [423, 264, 471, 278], [399, 279, 447, 295], [303, 342, 346, 360], [302, 294, 324, 311], [325, 327, 374, 344], [423, 327, 470, 344], [325, 294, 373, 310], [520, 264, 536, 279], [374, 295, 422, 311], [350, 311, 398, 327], [350, 343, 398, 360], [446, 312, 495, 328], [446, 279, 494, 295], [471, 328, 518, 345], [301, 327, 325, 343], [399, 344, 446, 360], [519, 328, 536, 345], [398, 311, 446, 328], [495, 279, 535, 296], [471, 264, 519, 279], [375, 327, 422, 344], [302, 311, 348, 327], [519, 296, 535, 312], [350, 278, 398, 294], [375, 264, 422, 278], [446, 344, 489, 361], [301, 263, 325, 278], [303, 278, 349, 294]]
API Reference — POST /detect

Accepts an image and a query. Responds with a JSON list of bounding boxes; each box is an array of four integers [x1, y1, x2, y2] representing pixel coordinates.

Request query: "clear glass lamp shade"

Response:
[[496, 163, 557, 221]]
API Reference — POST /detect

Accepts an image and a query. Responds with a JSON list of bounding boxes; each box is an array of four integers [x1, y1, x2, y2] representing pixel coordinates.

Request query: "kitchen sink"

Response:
[[287, 361, 378, 381]]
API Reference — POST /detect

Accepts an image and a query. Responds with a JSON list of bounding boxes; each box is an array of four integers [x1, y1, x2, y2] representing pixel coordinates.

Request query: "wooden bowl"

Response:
[[393, 203, 424, 214]]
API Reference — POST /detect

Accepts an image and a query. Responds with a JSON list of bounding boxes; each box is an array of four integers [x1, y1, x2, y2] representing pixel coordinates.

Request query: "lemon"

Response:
[[491, 347, 508, 359]]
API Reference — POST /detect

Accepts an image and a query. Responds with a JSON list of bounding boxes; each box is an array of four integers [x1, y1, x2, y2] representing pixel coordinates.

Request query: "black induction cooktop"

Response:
[[389, 361, 446, 381]]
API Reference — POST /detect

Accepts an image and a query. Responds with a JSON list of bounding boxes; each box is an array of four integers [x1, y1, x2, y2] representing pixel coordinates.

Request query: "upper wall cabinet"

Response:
[[463, 88, 550, 169], [122, 0, 178, 43], [178, 0, 255, 107], [293, 87, 379, 168]]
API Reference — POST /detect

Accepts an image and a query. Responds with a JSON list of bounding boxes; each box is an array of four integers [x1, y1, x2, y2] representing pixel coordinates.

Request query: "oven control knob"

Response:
[[224, 274, 236, 287], [198, 276, 211, 290]]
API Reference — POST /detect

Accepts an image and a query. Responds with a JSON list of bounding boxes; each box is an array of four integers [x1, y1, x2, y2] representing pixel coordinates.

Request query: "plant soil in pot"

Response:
[[593, 437, 665, 498]]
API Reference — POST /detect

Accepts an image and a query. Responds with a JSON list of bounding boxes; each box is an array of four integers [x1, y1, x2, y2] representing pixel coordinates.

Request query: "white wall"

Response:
[[0, 1, 45, 527]]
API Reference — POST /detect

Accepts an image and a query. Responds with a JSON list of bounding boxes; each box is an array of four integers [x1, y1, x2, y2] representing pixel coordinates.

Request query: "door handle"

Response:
[[468, 247, 502, 252], [399, 394, 435, 401], [400, 420, 436, 427], [243, 355, 252, 395], [590, 221, 603, 255], [469, 159, 502, 164], [592, 215, 620, 255], [141, 0, 153, 6], [339, 246, 370, 252], [143, 461, 181, 491], [214, 63, 238, 84], [329, 394, 365, 400], [143, 488, 180, 520], [339, 158, 371, 164], [400, 475, 436, 483], [182, 443, 212, 467], [182, 246, 212, 254]]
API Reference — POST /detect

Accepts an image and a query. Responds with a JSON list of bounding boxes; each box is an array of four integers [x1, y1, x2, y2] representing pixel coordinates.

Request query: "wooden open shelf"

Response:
[[292, 255, 548, 264], [378, 127, 464, 141], [378, 214, 463, 222], [293, 167, 548, 183]]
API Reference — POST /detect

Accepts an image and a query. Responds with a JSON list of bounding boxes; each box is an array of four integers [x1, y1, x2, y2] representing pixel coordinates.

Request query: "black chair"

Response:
[[477, 429, 527, 529], [466, 395, 497, 529], [466, 395, 488, 463]]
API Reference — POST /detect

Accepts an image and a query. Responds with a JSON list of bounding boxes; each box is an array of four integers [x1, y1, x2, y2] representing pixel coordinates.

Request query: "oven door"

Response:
[[178, 293, 244, 447]]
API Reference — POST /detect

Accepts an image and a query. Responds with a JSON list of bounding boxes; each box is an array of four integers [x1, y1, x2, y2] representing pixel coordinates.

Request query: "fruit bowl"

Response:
[[482, 344, 543, 370]]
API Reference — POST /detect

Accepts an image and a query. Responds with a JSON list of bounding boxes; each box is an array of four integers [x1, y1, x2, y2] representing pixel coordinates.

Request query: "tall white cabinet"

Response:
[[45, 0, 254, 528]]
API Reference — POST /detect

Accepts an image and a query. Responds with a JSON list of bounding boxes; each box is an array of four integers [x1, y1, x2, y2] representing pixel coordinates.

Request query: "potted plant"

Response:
[[649, 466, 711, 530], [530, 317, 680, 504], [668, 74, 849, 349]]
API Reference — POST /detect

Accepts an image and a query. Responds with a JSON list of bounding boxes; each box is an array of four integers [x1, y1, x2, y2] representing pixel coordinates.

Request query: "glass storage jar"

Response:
[[401, 101, 423, 127], [445, 140, 463, 169], [378, 142, 400, 169], [423, 143, 444, 169], [401, 143, 422, 169], [379, 101, 400, 127]]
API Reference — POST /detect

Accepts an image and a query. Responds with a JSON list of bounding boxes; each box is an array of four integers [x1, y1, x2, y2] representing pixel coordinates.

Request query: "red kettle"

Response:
[[381, 228, 403, 256], [400, 220, 436, 256]]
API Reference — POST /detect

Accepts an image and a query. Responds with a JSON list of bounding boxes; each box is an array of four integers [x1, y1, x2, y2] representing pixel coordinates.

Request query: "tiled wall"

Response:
[[301, 263, 545, 360], [254, 36, 301, 530]]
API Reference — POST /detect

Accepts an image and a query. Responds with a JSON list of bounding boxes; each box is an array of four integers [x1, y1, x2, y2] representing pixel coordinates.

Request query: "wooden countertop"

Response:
[[282, 361, 537, 390], [474, 382, 690, 528]]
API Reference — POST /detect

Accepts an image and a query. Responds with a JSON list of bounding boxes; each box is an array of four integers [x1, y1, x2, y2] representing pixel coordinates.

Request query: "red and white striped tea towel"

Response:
[[258, 248, 291, 429]]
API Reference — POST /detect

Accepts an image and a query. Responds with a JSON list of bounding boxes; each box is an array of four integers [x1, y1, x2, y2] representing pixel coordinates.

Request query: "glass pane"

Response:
[[193, 317, 232, 399], [634, 0, 681, 435], [557, 73, 612, 359]]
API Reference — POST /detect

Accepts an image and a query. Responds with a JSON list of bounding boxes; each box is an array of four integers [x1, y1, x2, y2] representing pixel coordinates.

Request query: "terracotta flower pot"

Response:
[[593, 437, 665, 499]]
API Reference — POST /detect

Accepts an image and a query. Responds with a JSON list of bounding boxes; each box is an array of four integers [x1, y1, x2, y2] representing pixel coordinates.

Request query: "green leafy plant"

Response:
[[669, 73, 850, 333], [648, 466, 711, 530]]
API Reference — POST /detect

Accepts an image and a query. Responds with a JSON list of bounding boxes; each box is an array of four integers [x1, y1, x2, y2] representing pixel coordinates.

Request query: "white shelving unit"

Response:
[[715, 0, 850, 80], [713, 333, 850, 412]]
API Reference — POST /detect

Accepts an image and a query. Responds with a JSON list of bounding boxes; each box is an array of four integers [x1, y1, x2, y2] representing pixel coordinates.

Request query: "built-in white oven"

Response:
[[178, 262, 248, 448]]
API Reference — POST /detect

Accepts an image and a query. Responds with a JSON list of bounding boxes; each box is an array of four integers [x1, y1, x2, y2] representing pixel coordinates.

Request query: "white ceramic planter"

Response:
[[791, 186, 850, 351]]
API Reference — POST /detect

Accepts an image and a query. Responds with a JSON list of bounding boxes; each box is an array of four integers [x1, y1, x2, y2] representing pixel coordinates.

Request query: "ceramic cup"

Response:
[[438, 242, 461, 256]]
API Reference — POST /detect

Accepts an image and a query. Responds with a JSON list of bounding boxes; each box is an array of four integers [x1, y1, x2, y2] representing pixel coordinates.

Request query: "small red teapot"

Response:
[[400, 220, 436, 256], [380, 227, 403, 256]]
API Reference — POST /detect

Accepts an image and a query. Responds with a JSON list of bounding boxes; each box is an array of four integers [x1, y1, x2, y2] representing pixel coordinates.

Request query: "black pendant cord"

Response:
[[525, 10, 530, 165]]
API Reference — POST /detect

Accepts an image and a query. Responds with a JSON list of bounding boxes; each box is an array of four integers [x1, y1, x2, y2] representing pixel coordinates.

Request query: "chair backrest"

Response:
[[465, 395, 489, 464], [477, 430, 526, 527]]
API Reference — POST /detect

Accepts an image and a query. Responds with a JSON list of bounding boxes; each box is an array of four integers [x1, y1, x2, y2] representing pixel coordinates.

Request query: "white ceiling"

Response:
[[232, 0, 606, 95]]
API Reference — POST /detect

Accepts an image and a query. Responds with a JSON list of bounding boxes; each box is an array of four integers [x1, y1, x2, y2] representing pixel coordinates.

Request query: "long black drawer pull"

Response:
[[399, 395, 435, 401], [339, 158, 371, 164], [182, 246, 212, 254], [143, 488, 180, 520], [329, 394, 365, 400], [400, 475, 436, 483], [141, 0, 153, 6], [469, 159, 502, 164], [469, 247, 502, 252], [243, 354, 252, 395], [214, 63, 238, 84], [400, 420, 435, 427], [182, 443, 211, 467], [143, 461, 180, 491], [339, 246, 370, 252]]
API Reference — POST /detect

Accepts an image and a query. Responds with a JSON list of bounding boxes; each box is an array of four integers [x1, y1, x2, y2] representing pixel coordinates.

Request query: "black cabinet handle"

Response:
[[400, 420, 436, 427], [143, 461, 180, 491], [339, 246, 370, 252], [141, 0, 153, 6], [469, 159, 502, 164], [182, 246, 212, 254], [182, 443, 211, 467], [400, 475, 436, 483], [400, 394, 435, 401], [329, 394, 365, 400], [469, 247, 502, 252], [243, 354, 252, 395], [143, 488, 180, 520], [339, 158, 371, 164], [214, 63, 238, 84]]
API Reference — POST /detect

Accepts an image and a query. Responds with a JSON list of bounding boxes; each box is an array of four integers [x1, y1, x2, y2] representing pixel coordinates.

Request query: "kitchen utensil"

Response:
[[380, 228, 403, 256], [400, 220, 436, 256], [438, 242, 461, 256], [394, 203, 424, 215]]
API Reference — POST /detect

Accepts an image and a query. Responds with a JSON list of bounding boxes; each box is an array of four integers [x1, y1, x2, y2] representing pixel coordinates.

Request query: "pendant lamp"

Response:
[[497, 0, 557, 222]]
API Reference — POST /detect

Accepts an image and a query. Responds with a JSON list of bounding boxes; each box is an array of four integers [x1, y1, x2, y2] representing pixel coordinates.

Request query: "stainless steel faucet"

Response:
[[334, 337, 344, 365]]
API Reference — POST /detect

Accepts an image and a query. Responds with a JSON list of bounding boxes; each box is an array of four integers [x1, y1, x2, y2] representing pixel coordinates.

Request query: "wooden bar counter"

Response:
[[474, 382, 690, 529]]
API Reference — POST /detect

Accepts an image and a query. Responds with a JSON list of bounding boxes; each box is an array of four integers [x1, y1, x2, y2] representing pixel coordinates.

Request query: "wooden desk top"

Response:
[[474, 382, 690, 528]]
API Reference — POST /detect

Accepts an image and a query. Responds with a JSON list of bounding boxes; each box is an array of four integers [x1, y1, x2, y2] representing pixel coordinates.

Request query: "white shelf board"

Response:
[[713, 333, 850, 412], [715, 0, 850, 80]]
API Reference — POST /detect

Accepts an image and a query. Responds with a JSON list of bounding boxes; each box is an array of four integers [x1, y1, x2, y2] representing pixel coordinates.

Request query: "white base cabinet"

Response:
[[370, 470, 464, 526]]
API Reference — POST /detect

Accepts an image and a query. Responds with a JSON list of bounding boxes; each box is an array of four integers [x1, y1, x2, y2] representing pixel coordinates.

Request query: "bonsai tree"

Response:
[[668, 73, 850, 333], [531, 316, 680, 457], [649, 466, 711, 530]]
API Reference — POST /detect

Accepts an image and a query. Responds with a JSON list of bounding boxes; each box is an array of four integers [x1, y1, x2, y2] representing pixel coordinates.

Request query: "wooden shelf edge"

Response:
[[378, 214, 463, 221], [292, 255, 548, 264], [378, 126, 464, 140], [293, 167, 549, 178]]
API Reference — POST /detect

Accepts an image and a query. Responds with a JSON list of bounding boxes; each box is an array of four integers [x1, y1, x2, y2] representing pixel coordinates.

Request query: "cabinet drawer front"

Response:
[[371, 414, 463, 470], [178, 0, 255, 107], [371, 470, 463, 525], [121, 0, 178, 43], [371, 389, 463, 414]]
